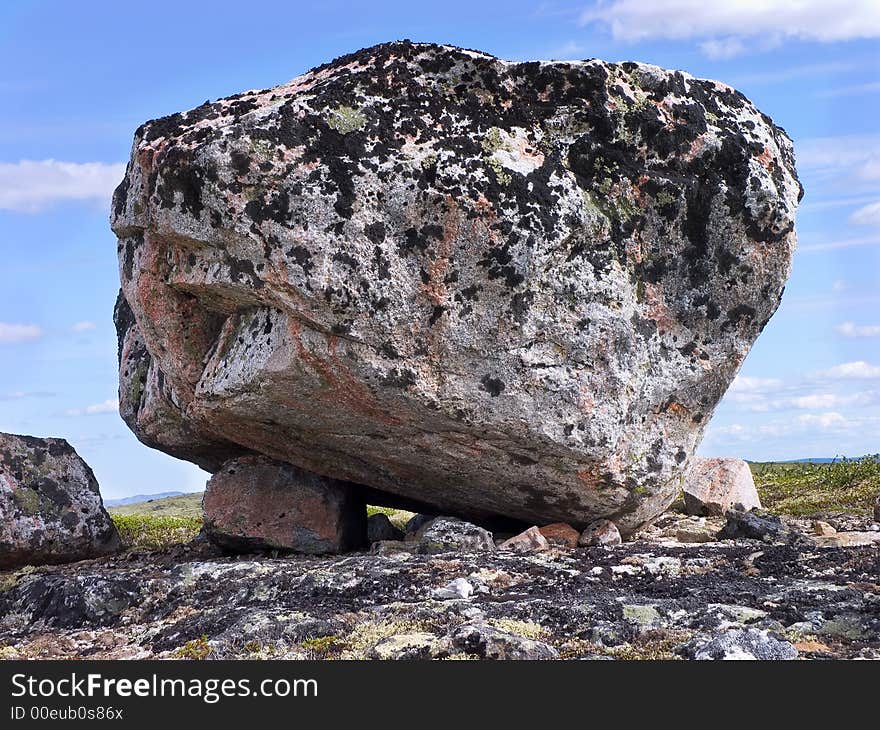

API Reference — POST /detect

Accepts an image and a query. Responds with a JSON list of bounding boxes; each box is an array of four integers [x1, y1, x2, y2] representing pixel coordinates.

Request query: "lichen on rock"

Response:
[[111, 41, 801, 534]]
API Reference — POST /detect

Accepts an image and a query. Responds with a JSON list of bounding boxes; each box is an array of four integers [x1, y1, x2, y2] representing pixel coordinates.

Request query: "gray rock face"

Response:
[[0, 433, 120, 569], [111, 41, 801, 533]]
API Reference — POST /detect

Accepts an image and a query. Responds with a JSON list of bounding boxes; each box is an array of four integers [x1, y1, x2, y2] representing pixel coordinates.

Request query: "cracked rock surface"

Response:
[[2, 514, 877, 661], [112, 41, 801, 533]]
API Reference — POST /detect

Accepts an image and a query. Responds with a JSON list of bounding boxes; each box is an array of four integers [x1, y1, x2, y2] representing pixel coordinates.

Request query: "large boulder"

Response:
[[0, 433, 120, 569], [111, 41, 801, 534]]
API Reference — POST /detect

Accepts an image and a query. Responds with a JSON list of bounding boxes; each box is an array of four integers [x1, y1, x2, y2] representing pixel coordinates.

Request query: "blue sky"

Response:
[[1, 0, 878, 497]]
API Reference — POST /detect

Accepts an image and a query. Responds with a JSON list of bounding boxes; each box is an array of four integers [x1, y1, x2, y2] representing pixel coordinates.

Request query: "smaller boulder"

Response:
[[367, 513, 404, 544], [203, 455, 366, 554], [538, 523, 580, 549], [684, 458, 761, 516], [0, 433, 120, 569], [813, 531, 880, 548], [412, 517, 495, 554], [499, 526, 549, 552], [579, 519, 622, 547], [367, 633, 439, 660]]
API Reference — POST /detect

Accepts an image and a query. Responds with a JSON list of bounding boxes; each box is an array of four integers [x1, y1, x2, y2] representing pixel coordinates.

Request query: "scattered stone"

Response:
[[813, 532, 880, 548], [367, 633, 439, 660], [444, 624, 559, 660], [499, 526, 549, 552], [684, 458, 761, 516], [538, 523, 580, 549], [367, 513, 404, 544], [0, 432, 120, 569], [811, 520, 836, 537], [681, 628, 798, 660], [432, 577, 474, 600], [412, 517, 495, 555], [579, 519, 622, 547], [112, 41, 801, 535], [203, 455, 366, 554], [370, 540, 411, 557], [717, 506, 800, 543]]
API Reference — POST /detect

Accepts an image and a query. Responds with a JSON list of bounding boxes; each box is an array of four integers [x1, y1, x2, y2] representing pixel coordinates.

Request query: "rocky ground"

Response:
[[1, 511, 877, 660]]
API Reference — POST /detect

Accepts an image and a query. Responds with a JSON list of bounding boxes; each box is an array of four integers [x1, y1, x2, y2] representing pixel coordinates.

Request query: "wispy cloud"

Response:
[[798, 234, 880, 252], [699, 37, 747, 60], [849, 201, 880, 225], [0, 390, 55, 402], [815, 361, 880, 380], [814, 80, 880, 98], [836, 322, 880, 338], [0, 322, 44, 344], [65, 399, 119, 417], [0, 159, 125, 213], [71, 320, 97, 333], [579, 0, 880, 57]]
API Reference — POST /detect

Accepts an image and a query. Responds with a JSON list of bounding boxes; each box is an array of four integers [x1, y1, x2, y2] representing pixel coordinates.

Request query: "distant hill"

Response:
[[107, 492, 203, 517], [105, 491, 186, 507]]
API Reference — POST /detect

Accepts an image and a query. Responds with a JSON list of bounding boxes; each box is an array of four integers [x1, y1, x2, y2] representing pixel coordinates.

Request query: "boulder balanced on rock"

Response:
[[0, 433, 120, 569], [112, 41, 801, 538]]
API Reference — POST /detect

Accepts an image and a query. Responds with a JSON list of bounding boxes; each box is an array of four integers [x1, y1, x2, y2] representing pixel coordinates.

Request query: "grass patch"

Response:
[[174, 635, 212, 660], [366, 505, 415, 530], [109, 492, 203, 518], [752, 455, 880, 516], [112, 514, 202, 550]]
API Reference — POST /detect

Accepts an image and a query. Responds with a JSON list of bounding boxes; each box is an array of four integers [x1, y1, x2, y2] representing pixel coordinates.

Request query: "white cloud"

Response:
[[65, 399, 119, 417], [797, 412, 849, 429], [849, 201, 880, 225], [836, 321, 880, 338], [699, 37, 747, 59], [816, 361, 880, 380], [0, 322, 44, 344], [580, 1, 880, 51], [833, 279, 848, 292], [799, 235, 880, 252], [71, 320, 97, 333], [0, 159, 126, 213], [730, 375, 783, 393], [0, 390, 55, 401]]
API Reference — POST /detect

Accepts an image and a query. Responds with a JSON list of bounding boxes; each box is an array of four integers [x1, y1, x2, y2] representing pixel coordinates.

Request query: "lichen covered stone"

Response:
[[0, 433, 120, 569], [112, 41, 801, 533]]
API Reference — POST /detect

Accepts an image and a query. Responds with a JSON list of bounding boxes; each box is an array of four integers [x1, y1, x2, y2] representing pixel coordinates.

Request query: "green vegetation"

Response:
[[109, 492, 202, 518], [751, 455, 880, 516], [174, 635, 212, 660], [112, 514, 202, 550], [366, 505, 414, 530]]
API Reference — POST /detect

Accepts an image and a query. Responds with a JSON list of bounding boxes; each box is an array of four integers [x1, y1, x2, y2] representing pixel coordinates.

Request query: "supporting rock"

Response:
[[203, 456, 366, 554], [684, 458, 761, 516], [0, 432, 120, 569]]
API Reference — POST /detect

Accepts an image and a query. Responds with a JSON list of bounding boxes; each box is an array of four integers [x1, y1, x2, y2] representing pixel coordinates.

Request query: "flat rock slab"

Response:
[[203, 455, 366, 554], [112, 41, 801, 534], [1, 538, 877, 660], [0, 433, 120, 569]]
